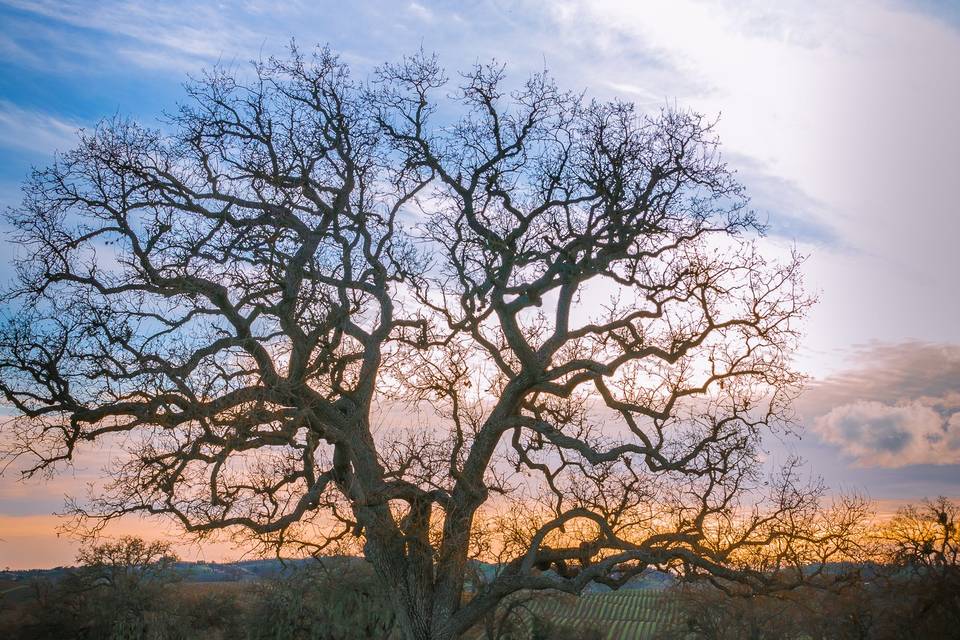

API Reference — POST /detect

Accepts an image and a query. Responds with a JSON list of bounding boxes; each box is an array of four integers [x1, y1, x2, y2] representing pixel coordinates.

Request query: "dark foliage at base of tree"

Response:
[[1, 547, 391, 640], [665, 497, 960, 640], [244, 559, 398, 640], [666, 571, 959, 640]]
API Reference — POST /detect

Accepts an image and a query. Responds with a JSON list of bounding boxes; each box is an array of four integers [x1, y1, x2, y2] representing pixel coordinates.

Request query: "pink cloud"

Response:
[[814, 400, 960, 467]]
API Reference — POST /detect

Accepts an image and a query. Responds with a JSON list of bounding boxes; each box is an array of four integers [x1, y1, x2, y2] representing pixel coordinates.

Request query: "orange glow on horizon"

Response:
[[2, 496, 953, 571], [0, 514, 242, 570]]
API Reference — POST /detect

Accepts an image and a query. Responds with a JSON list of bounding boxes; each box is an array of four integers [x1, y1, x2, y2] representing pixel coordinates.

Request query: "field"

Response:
[[0, 579, 32, 603], [468, 588, 687, 640], [1, 572, 688, 640]]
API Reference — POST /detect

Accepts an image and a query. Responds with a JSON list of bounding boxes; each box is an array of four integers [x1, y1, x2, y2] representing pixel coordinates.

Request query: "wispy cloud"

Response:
[[728, 153, 844, 248], [5, 0, 247, 55], [0, 100, 83, 155], [408, 2, 436, 23]]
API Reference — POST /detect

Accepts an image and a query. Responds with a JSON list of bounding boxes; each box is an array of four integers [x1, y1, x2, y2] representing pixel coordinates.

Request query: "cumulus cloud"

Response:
[[814, 400, 960, 467], [802, 343, 960, 467]]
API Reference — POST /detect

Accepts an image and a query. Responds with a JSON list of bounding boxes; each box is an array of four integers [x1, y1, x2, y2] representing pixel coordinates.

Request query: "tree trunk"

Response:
[[380, 561, 456, 640], [365, 524, 458, 640], [430, 509, 476, 639]]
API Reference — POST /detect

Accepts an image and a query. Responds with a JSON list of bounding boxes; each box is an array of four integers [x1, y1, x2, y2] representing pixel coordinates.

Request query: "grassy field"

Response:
[[0, 580, 32, 602], [530, 589, 684, 639], [470, 588, 686, 640]]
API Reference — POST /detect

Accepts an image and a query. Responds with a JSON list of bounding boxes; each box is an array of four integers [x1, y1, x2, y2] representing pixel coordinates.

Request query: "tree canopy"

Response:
[[0, 46, 862, 640]]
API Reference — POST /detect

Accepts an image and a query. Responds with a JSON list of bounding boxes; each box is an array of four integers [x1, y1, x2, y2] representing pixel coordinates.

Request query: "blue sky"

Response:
[[0, 0, 958, 567]]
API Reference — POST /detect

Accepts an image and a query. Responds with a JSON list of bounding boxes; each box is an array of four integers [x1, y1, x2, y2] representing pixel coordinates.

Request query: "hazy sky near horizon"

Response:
[[0, 0, 958, 569]]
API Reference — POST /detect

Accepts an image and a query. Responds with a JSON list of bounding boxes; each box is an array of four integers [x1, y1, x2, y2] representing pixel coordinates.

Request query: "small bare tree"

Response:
[[884, 497, 959, 573], [74, 536, 179, 590], [880, 497, 960, 631], [57, 537, 178, 638], [0, 46, 856, 639]]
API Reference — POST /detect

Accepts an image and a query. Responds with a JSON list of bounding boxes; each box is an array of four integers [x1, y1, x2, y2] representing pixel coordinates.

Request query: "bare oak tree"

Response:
[[0, 47, 854, 640]]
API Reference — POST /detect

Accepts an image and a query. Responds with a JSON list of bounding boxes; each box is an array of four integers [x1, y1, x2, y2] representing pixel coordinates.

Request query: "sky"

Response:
[[0, 0, 958, 569]]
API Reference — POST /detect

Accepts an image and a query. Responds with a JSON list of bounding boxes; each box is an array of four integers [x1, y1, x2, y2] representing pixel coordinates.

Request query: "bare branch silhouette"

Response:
[[0, 46, 857, 640]]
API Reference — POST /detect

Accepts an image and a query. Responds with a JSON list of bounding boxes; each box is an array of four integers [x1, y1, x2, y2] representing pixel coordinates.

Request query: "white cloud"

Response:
[[0, 100, 82, 155], [2, 0, 264, 73], [814, 400, 960, 467], [802, 343, 960, 467], [408, 2, 436, 23]]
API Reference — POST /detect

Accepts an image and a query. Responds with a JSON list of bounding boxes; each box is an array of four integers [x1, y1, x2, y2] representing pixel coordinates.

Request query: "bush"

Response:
[[244, 559, 398, 640]]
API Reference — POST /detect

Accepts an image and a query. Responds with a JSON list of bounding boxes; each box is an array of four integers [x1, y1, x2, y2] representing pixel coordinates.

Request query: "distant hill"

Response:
[[1, 558, 881, 588], [0, 555, 361, 584]]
